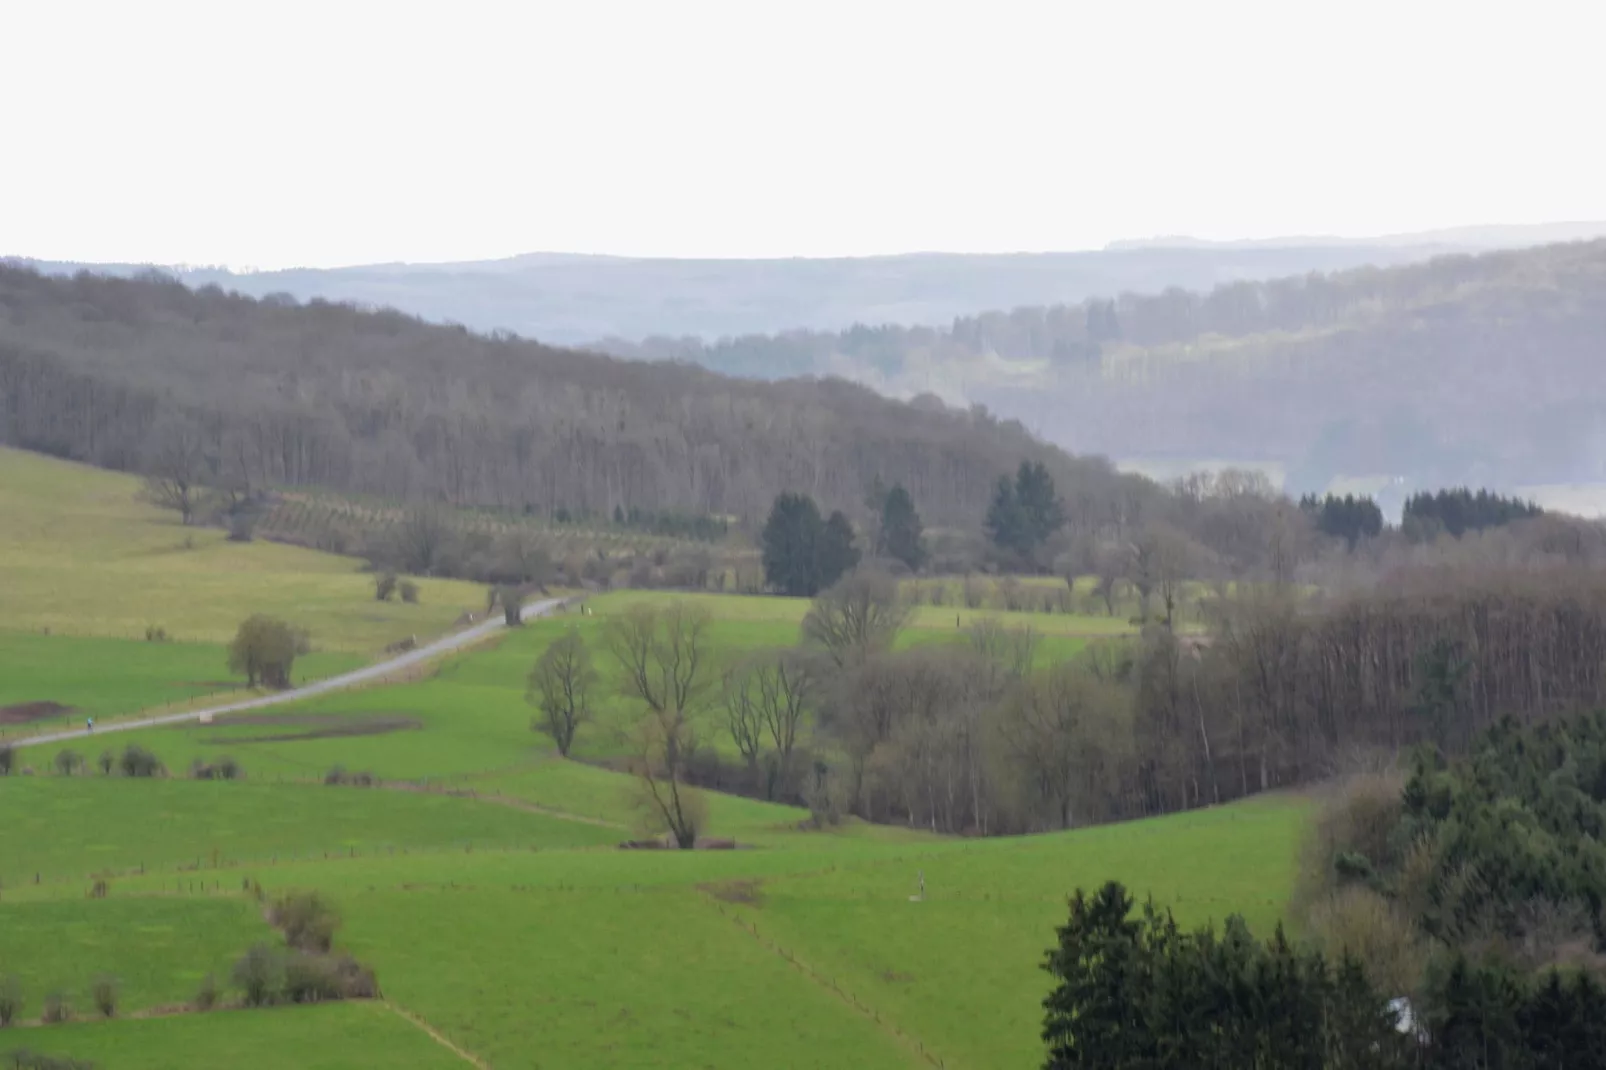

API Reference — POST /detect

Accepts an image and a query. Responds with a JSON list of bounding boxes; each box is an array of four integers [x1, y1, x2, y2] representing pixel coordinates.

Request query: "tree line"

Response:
[[0, 264, 1147, 537]]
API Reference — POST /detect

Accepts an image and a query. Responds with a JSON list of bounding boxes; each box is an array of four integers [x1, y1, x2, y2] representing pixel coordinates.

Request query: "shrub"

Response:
[[269, 892, 340, 952], [53, 750, 83, 777], [95, 751, 113, 776], [398, 579, 420, 604], [192, 973, 219, 1011], [374, 572, 398, 601], [0, 746, 13, 777], [39, 992, 69, 1025], [117, 745, 164, 778], [0, 973, 22, 1025], [89, 976, 117, 1019], [143, 624, 170, 642], [283, 953, 343, 1004], [324, 766, 376, 787], [189, 756, 243, 781], [232, 944, 285, 1007], [1306, 884, 1427, 995]]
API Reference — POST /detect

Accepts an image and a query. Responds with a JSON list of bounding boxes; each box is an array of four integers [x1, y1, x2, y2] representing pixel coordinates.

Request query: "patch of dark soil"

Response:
[[0, 700, 73, 725], [699, 878, 765, 905], [201, 712, 422, 744]]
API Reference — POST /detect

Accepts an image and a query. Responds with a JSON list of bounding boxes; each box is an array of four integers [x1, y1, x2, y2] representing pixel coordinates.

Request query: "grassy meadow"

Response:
[[0, 634, 360, 743], [0, 445, 1320, 1067], [9, 1002, 470, 1070], [0, 580, 1316, 1068], [0, 446, 484, 652]]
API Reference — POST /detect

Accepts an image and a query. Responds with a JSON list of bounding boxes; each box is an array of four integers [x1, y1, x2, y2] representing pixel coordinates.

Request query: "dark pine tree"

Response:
[[818, 510, 861, 589], [761, 492, 823, 597], [878, 483, 927, 572]]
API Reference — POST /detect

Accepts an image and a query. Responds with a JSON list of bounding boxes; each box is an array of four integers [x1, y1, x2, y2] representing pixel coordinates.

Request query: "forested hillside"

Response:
[[5, 241, 1500, 346], [0, 265, 1144, 529], [605, 241, 1606, 493]]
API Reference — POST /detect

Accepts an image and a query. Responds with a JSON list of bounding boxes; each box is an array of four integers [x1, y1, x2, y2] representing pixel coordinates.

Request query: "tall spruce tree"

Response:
[[878, 483, 927, 571], [760, 493, 860, 597], [761, 492, 822, 597]]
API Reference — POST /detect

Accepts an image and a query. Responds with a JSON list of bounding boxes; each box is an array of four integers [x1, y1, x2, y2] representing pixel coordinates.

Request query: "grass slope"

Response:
[[0, 446, 483, 652], [10, 1002, 468, 1070], [0, 778, 617, 888], [0, 634, 358, 742], [0, 898, 269, 1018]]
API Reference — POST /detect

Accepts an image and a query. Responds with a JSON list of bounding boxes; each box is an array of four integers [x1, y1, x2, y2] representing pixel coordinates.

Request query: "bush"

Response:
[[192, 973, 219, 1011], [189, 756, 243, 781], [89, 976, 117, 1019], [232, 944, 285, 1007], [1306, 884, 1427, 996], [282, 953, 343, 1004], [269, 892, 340, 952], [0, 746, 13, 776], [323, 766, 376, 787], [374, 572, 398, 601], [39, 992, 69, 1025], [143, 624, 170, 642], [399, 579, 420, 604], [0, 973, 22, 1026], [117, 745, 164, 778], [53, 750, 83, 777], [95, 751, 113, 776]]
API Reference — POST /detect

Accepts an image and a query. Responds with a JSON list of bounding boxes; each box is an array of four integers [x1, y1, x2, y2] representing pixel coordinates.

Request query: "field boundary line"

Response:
[[385, 782, 626, 829], [386, 1001, 490, 1069], [699, 891, 945, 1069]]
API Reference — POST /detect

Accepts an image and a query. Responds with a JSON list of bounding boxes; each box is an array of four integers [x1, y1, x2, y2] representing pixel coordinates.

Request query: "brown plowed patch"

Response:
[[200, 712, 421, 743], [0, 700, 73, 725]]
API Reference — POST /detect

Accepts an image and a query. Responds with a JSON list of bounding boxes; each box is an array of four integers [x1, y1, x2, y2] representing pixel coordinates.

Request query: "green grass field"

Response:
[[0, 446, 484, 652], [0, 778, 617, 889], [0, 634, 360, 743], [9, 1002, 469, 1070], [0, 446, 1317, 1068], [0, 897, 270, 1017], [0, 779, 1305, 1068]]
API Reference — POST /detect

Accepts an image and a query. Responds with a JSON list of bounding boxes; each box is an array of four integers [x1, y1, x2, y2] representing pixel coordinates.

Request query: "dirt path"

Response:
[[14, 598, 571, 750]]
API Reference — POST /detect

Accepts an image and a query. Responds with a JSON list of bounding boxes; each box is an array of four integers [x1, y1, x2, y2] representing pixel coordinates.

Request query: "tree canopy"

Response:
[[760, 492, 860, 597]]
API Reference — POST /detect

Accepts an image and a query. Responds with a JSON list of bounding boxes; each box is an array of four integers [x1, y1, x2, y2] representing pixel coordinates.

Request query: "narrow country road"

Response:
[[15, 598, 569, 750]]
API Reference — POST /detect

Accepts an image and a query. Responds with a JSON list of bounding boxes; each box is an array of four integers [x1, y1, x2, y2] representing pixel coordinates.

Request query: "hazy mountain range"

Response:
[[8, 222, 1606, 509], [10, 222, 1605, 348]]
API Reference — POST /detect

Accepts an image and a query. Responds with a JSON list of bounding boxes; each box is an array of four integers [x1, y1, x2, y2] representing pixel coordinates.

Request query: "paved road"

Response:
[[15, 597, 570, 750]]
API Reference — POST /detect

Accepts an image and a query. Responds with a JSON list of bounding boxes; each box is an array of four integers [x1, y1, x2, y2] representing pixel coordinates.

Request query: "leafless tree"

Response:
[[801, 570, 910, 668], [137, 419, 212, 525], [722, 649, 819, 800], [609, 603, 714, 847], [996, 663, 1133, 829], [527, 627, 596, 756]]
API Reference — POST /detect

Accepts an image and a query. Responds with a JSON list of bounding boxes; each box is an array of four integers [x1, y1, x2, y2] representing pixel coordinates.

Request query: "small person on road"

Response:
[[86, 717, 94, 732]]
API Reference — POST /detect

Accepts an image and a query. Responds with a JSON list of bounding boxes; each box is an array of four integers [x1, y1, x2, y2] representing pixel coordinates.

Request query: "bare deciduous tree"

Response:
[[721, 650, 818, 800], [996, 663, 1133, 829], [801, 570, 910, 668], [138, 420, 212, 526], [609, 603, 714, 848], [527, 627, 596, 756]]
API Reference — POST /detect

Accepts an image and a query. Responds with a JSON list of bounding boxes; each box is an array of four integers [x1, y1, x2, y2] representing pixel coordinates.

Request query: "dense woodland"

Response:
[[603, 241, 1606, 492], [0, 264, 1152, 536], [1042, 710, 1606, 1067]]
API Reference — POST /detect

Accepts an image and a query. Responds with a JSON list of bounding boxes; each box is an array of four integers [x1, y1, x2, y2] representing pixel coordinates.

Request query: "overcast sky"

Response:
[[4, 0, 1602, 269]]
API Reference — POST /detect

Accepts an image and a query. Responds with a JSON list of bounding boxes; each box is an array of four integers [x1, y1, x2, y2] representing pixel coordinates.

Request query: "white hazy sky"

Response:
[[3, 0, 1602, 269]]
